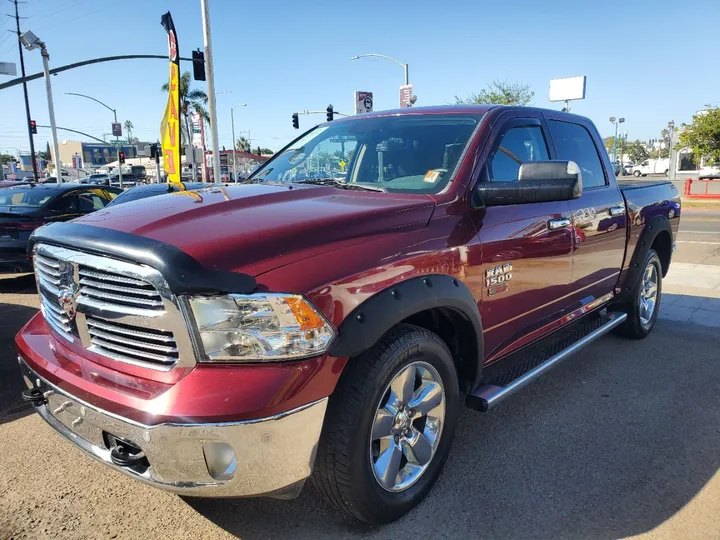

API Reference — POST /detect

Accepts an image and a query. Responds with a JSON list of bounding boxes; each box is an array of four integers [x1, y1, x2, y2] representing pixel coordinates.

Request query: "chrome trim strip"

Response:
[[475, 312, 628, 410]]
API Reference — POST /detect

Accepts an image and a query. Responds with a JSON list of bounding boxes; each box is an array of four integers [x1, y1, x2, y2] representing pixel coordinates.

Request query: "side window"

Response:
[[78, 191, 108, 212], [548, 121, 606, 189], [488, 125, 550, 182], [48, 193, 79, 213]]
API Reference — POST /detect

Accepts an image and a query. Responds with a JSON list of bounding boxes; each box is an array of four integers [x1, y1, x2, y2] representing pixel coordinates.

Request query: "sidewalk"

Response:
[[661, 262, 720, 328]]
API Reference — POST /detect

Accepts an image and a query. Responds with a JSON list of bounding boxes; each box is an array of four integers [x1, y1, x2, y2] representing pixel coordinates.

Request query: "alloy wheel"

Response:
[[369, 361, 446, 492], [639, 261, 659, 326]]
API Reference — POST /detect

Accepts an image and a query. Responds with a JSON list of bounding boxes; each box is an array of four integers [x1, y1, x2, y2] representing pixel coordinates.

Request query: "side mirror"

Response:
[[473, 161, 583, 207]]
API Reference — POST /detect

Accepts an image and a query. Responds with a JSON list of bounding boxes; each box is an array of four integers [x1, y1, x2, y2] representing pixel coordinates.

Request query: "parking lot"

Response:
[[1, 209, 719, 539]]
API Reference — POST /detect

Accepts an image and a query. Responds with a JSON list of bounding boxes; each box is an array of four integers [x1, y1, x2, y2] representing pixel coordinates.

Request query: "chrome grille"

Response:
[[32, 243, 196, 371], [79, 266, 164, 310], [86, 317, 179, 368]]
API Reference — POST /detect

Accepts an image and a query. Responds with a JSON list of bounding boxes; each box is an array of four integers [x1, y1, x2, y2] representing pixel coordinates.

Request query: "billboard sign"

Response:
[[399, 84, 414, 108], [354, 91, 373, 114], [111, 122, 122, 137], [549, 76, 586, 102], [72, 154, 83, 169]]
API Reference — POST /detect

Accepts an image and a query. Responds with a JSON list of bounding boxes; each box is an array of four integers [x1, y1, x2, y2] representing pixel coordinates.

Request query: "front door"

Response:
[[544, 115, 627, 308], [475, 115, 574, 361]]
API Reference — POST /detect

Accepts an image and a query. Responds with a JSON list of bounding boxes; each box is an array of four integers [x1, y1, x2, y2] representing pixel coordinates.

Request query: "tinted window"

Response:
[[0, 188, 53, 207], [548, 121, 606, 188], [48, 193, 79, 213], [488, 125, 549, 182], [78, 191, 108, 212]]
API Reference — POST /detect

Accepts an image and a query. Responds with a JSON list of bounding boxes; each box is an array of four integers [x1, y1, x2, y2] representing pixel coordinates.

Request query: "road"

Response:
[[1, 211, 720, 539]]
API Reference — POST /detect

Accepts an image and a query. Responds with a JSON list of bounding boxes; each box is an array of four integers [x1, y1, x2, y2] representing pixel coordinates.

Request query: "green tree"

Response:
[[679, 107, 720, 164], [38, 141, 52, 161], [235, 136, 251, 153], [161, 71, 209, 150], [626, 141, 649, 164], [0, 153, 16, 162], [454, 80, 534, 106]]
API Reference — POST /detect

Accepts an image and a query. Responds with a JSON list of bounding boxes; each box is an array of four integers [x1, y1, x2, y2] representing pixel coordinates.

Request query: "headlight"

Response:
[[188, 294, 335, 362]]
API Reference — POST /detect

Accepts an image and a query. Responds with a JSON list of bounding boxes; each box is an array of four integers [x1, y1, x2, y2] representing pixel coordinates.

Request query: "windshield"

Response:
[[0, 188, 53, 207], [249, 113, 484, 194]]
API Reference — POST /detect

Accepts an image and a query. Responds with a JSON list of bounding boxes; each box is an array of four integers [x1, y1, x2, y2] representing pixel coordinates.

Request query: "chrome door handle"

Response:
[[548, 218, 571, 230], [609, 205, 626, 216]]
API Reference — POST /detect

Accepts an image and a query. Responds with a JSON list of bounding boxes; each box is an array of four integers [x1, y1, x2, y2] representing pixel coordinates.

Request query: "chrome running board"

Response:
[[467, 312, 627, 412]]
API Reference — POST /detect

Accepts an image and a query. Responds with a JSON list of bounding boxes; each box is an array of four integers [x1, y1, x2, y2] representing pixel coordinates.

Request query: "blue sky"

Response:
[[0, 0, 718, 155]]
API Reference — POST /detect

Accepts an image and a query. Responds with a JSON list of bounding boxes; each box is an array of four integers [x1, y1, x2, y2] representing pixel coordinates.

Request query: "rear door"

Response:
[[545, 116, 627, 309], [44, 191, 82, 222], [476, 114, 574, 360]]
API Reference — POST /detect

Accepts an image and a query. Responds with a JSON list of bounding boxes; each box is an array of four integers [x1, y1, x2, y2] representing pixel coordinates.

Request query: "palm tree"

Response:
[[161, 71, 210, 150], [235, 136, 251, 153], [123, 120, 134, 142]]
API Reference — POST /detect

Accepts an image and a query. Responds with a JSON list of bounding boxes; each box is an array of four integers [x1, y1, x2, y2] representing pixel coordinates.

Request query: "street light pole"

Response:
[[230, 103, 247, 182], [65, 92, 122, 187], [350, 53, 410, 105], [13, 0, 38, 181], [39, 43, 61, 184], [200, 0, 221, 184]]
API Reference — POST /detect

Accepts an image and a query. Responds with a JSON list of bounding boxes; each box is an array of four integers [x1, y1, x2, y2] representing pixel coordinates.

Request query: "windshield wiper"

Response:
[[292, 178, 385, 192]]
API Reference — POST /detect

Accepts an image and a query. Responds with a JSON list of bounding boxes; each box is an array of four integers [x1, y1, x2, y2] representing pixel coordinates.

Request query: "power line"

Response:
[[33, 0, 126, 33]]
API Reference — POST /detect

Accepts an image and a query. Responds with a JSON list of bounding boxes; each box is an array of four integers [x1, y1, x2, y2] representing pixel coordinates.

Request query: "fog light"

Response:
[[203, 442, 237, 481]]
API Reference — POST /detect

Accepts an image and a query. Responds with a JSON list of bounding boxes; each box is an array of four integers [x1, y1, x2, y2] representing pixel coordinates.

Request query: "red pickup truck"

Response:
[[16, 106, 680, 524]]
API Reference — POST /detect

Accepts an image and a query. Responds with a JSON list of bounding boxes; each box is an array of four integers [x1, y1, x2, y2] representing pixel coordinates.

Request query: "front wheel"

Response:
[[616, 249, 662, 338], [633, 170, 642, 177], [313, 324, 459, 524]]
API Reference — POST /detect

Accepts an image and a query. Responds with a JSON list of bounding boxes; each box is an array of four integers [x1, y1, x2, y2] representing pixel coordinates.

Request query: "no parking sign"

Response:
[[354, 91, 373, 114]]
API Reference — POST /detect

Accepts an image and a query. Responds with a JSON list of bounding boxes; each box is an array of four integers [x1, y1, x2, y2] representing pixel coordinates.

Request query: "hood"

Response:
[[74, 183, 436, 276]]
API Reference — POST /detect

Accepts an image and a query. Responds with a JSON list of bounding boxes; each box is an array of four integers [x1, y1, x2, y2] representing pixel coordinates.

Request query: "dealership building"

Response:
[[57, 140, 147, 168]]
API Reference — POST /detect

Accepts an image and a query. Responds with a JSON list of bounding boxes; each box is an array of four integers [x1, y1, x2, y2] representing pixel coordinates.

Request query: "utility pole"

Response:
[[231, 107, 237, 182], [155, 140, 162, 183], [39, 43, 61, 183], [13, 0, 38, 181], [200, 0, 221, 184]]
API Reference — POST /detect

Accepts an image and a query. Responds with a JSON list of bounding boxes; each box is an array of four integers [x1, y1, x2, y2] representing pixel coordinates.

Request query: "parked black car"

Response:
[[105, 182, 208, 207], [0, 184, 121, 272]]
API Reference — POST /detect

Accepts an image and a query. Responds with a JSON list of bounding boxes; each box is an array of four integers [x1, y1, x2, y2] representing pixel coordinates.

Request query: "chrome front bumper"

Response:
[[19, 358, 328, 498]]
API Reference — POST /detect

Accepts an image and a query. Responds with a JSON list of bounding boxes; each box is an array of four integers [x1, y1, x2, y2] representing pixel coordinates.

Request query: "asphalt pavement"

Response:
[[1, 210, 719, 539]]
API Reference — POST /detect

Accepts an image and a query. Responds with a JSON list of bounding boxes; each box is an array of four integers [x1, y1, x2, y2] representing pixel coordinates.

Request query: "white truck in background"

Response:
[[632, 158, 670, 177]]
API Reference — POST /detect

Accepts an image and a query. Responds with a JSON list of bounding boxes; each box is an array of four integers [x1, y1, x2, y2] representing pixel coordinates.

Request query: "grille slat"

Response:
[[85, 318, 175, 343], [78, 268, 150, 287], [79, 277, 161, 297], [80, 288, 164, 308], [89, 336, 177, 365], [34, 254, 61, 271], [40, 298, 72, 338]]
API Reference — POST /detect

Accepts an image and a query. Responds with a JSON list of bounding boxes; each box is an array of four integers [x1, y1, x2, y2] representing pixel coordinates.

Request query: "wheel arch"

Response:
[[330, 275, 484, 392], [618, 214, 673, 302]]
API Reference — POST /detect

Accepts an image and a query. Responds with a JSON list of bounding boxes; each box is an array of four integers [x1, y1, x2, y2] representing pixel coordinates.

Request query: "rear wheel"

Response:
[[633, 170, 642, 177], [616, 249, 662, 338], [313, 324, 459, 524]]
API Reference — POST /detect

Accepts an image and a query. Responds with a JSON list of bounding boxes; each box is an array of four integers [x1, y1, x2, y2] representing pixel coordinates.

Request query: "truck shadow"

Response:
[[0, 302, 39, 424], [184, 320, 720, 539], [0, 273, 36, 294]]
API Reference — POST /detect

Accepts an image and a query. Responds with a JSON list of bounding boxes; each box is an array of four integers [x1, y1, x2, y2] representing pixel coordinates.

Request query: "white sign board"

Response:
[[191, 112, 203, 148], [354, 91, 373, 114], [549, 76, 586, 102], [0, 62, 17, 76]]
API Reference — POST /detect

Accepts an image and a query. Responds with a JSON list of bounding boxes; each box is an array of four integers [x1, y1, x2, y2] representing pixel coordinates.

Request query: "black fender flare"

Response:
[[330, 274, 484, 387], [618, 214, 673, 302]]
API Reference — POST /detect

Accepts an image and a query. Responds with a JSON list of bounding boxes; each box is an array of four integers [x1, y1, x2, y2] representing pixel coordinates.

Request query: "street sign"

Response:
[[354, 91, 373, 114], [400, 84, 413, 108], [111, 122, 122, 137], [0, 62, 17, 76]]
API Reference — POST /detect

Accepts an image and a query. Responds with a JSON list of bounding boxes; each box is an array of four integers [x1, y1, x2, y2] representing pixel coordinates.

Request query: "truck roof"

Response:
[[332, 104, 592, 124]]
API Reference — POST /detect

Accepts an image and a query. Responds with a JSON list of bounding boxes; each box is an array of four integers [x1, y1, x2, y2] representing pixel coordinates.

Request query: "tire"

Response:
[[633, 170, 641, 177], [664, 169, 669, 176], [616, 249, 662, 339], [313, 324, 459, 524]]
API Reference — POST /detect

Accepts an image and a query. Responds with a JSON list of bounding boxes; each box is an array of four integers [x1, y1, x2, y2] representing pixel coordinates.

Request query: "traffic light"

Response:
[[326, 104, 334, 122], [119, 151, 126, 164], [30, 120, 37, 134], [150, 144, 159, 160], [192, 49, 206, 81], [292, 112, 299, 129]]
